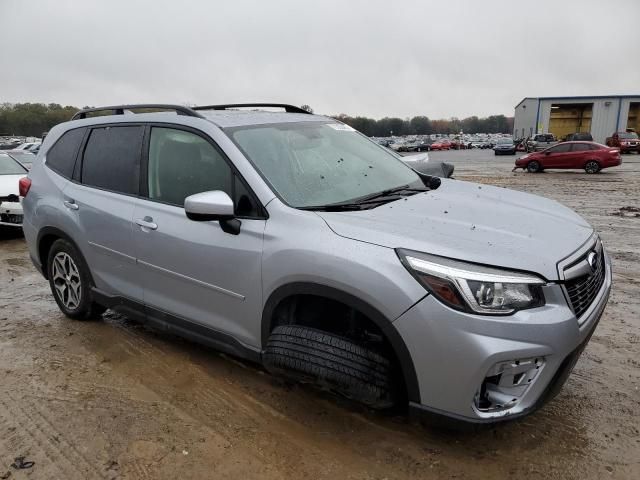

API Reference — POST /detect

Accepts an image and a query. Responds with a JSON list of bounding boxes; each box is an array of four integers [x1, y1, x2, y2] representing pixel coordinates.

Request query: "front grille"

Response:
[[0, 213, 23, 225], [565, 248, 605, 319]]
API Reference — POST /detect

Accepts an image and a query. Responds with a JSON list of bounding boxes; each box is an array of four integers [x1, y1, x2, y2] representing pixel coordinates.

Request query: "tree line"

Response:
[[333, 113, 514, 137], [0, 103, 79, 137], [0, 103, 513, 138]]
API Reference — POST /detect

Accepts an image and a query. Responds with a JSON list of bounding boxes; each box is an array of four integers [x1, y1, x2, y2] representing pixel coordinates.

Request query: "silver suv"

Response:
[[526, 133, 558, 152], [21, 103, 611, 424]]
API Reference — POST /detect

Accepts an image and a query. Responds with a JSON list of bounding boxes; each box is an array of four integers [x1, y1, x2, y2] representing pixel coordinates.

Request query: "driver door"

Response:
[[543, 143, 572, 168], [132, 125, 267, 348]]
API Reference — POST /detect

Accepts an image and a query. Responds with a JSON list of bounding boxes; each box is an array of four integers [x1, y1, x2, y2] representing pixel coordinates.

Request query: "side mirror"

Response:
[[184, 190, 241, 235]]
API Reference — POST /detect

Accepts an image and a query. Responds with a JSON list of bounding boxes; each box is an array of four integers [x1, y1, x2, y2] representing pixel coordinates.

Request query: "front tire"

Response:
[[527, 160, 542, 173], [47, 239, 105, 320], [263, 325, 396, 409], [585, 160, 600, 174]]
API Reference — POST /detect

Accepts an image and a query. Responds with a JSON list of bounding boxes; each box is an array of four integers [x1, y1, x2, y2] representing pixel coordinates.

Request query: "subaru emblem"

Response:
[[587, 251, 597, 272]]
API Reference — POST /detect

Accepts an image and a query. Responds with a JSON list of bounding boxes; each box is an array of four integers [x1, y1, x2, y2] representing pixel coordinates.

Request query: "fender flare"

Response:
[[261, 282, 421, 403], [36, 226, 85, 280]]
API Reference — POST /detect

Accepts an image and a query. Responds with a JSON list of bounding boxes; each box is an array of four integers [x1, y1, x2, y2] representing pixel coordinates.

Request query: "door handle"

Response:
[[136, 217, 158, 231], [63, 200, 79, 210]]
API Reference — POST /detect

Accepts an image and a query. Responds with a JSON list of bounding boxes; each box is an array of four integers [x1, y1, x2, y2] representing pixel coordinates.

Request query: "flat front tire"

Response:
[[47, 239, 105, 320], [263, 325, 396, 409], [527, 160, 542, 173]]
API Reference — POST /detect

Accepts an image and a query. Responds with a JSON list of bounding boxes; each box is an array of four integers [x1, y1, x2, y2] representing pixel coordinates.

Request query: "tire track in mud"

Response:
[[111, 320, 273, 425], [100, 317, 406, 478], [0, 391, 108, 479]]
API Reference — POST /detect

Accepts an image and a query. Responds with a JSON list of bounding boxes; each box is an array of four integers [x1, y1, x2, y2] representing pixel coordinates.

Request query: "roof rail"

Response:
[[192, 103, 312, 114], [71, 104, 204, 121]]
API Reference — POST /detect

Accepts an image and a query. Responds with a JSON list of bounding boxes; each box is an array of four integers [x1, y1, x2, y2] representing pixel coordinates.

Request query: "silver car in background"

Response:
[[21, 103, 611, 424]]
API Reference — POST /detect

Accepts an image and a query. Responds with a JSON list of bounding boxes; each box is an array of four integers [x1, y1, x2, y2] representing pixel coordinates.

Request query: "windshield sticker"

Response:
[[327, 123, 355, 132]]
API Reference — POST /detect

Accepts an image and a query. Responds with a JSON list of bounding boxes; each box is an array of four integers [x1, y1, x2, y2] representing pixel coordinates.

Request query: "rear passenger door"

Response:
[[132, 125, 266, 349], [64, 124, 144, 301]]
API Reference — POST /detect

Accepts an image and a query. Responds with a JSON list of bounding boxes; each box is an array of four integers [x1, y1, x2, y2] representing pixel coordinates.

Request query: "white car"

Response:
[[0, 152, 28, 227]]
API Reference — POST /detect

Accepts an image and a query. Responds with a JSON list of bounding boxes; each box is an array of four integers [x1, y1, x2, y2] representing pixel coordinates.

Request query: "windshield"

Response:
[[0, 154, 27, 175], [229, 122, 422, 208], [620, 132, 639, 139], [497, 138, 513, 144]]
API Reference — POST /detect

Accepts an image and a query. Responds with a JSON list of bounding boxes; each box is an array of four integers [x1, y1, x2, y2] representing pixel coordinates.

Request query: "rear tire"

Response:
[[263, 325, 396, 409], [47, 239, 105, 320], [527, 160, 542, 173], [585, 160, 600, 174]]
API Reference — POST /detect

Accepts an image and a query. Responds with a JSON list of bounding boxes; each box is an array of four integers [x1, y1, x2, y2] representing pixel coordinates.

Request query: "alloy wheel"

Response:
[[585, 161, 600, 174], [52, 252, 82, 309]]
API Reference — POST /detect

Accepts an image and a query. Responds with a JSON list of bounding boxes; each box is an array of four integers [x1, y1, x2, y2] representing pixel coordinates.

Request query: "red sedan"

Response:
[[430, 140, 451, 151], [515, 141, 621, 174]]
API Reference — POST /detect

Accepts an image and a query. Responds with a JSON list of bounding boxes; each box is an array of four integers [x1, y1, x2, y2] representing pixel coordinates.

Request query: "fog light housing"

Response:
[[474, 357, 544, 413]]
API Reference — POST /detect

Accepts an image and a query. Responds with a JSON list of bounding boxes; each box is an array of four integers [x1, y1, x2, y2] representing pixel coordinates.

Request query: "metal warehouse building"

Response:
[[513, 95, 640, 144]]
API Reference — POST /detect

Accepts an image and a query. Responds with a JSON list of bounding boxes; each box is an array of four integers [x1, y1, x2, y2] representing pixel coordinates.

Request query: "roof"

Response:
[[65, 108, 334, 129], [516, 94, 640, 109], [198, 110, 333, 128]]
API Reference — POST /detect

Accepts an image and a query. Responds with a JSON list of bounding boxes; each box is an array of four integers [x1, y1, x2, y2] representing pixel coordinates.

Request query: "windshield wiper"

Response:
[[354, 184, 428, 203], [299, 184, 429, 212], [299, 203, 366, 212]]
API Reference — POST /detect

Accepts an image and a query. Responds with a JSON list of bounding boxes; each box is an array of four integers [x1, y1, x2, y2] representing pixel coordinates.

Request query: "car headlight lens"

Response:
[[397, 249, 546, 315]]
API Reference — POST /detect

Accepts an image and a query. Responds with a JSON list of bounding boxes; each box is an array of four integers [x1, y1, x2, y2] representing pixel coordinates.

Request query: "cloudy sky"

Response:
[[1, 0, 638, 119]]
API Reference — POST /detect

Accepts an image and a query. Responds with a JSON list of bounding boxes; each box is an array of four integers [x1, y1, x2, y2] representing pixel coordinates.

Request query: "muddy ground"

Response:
[[1, 149, 638, 479]]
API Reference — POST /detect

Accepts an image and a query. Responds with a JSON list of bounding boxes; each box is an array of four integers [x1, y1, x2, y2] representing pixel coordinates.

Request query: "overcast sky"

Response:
[[1, 0, 638, 119]]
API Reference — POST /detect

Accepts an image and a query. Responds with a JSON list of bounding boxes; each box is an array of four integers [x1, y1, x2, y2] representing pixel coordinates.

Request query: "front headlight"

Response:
[[397, 249, 546, 315]]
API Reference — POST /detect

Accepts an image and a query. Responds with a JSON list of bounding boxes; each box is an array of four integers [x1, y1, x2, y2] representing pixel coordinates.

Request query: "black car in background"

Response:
[[565, 132, 593, 142]]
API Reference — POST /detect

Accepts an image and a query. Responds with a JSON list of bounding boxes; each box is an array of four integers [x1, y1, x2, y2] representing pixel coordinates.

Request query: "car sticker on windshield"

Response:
[[327, 123, 355, 131]]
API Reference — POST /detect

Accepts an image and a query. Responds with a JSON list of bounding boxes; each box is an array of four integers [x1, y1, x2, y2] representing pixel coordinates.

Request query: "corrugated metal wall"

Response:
[[513, 98, 537, 139], [514, 97, 640, 144]]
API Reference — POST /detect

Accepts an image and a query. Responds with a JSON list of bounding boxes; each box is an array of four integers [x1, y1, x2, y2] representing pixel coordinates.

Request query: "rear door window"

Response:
[[571, 144, 590, 152], [46, 128, 86, 178], [81, 126, 144, 195]]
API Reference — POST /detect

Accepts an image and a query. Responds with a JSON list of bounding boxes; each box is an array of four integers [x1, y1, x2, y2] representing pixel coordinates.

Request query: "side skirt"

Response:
[[91, 288, 262, 364]]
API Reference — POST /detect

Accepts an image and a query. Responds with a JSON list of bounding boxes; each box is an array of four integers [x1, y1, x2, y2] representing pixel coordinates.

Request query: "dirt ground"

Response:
[[1, 150, 638, 479]]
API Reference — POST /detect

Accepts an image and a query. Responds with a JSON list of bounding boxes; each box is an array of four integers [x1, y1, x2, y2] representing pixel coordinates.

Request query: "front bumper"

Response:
[[0, 201, 23, 227], [395, 250, 612, 424]]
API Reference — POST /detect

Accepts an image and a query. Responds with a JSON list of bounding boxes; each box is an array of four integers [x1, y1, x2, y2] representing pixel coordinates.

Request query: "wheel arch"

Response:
[[37, 226, 85, 280], [261, 282, 421, 404]]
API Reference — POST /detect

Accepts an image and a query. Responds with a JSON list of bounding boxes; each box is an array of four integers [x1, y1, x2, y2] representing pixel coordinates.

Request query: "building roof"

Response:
[[515, 95, 640, 109]]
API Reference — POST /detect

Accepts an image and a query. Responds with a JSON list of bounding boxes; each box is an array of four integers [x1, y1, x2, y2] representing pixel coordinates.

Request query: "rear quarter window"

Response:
[[46, 128, 86, 178]]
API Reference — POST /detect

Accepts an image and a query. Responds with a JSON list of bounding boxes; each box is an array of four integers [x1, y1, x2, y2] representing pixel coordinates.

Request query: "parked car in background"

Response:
[[390, 141, 406, 152], [526, 134, 558, 152], [6, 151, 36, 170], [20, 102, 612, 424], [395, 152, 454, 178], [429, 140, 450, 151], [470, 140, 490, 149], [564, 133, 593, 142], [605, 131, 640, 153], [14, 142, 41, 152], [0, 152, 28, 227], [493, 138, 516, 155], [515, 142, 621, 173]]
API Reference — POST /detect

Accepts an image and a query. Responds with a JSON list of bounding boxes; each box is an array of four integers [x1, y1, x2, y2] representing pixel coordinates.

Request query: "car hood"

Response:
[[0, 174, 25, 196], [317, 179, 593, 280]]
